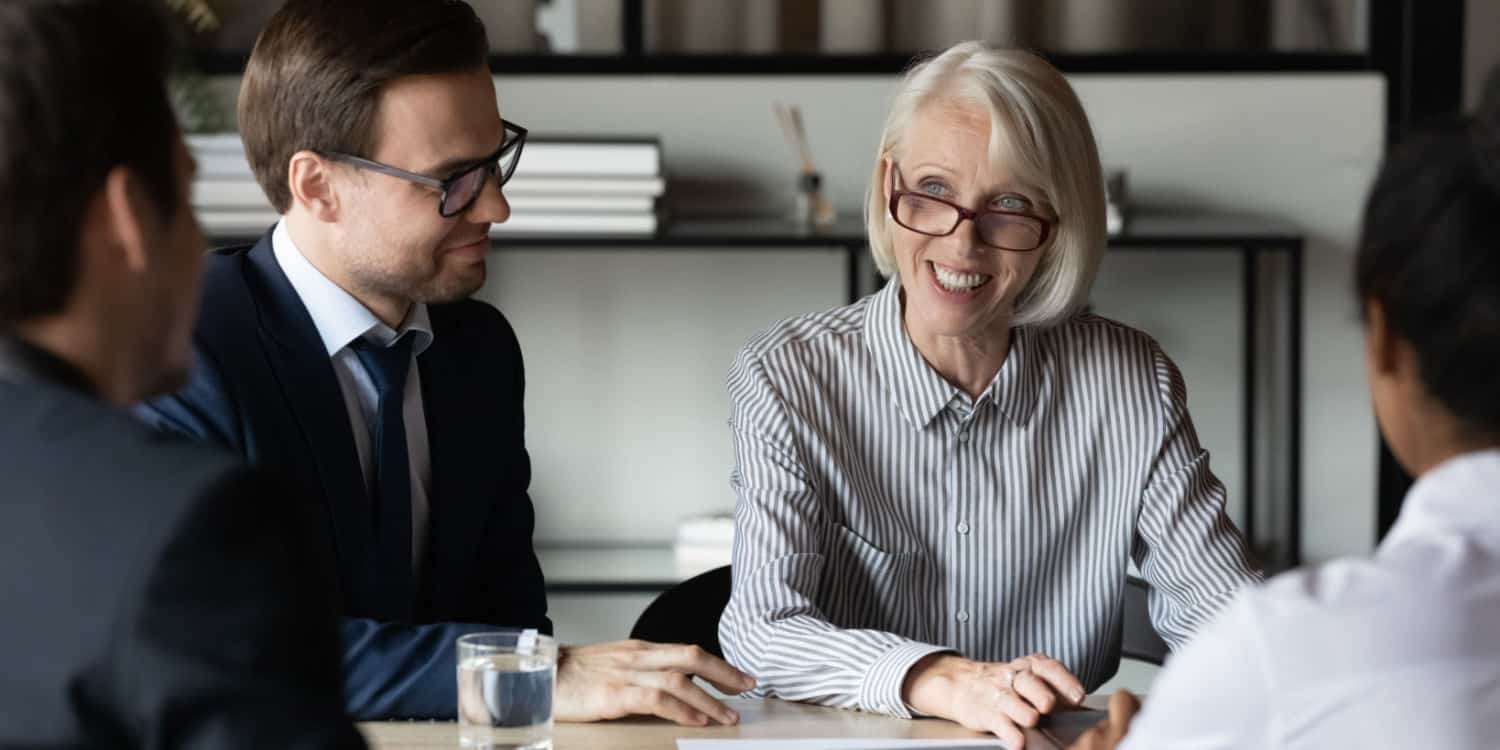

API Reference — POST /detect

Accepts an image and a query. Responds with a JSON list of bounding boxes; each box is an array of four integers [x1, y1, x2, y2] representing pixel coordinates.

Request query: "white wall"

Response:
[[479, 248, 845, 540], [480, 73, 1384, 562]]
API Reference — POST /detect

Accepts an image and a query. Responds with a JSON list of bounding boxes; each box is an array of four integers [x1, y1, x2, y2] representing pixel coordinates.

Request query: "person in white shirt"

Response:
[[1071, 108, 1500, 749]]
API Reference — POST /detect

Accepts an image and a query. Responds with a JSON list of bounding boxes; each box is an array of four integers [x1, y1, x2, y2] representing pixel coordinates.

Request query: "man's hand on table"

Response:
[[1068, 690, 1141, 750], [553, 640, 756, 727], [903, 652, 1087, 749]]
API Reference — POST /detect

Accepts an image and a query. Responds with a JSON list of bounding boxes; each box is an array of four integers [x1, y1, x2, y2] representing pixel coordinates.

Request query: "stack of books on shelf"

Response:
[[184, 134, 664, 238], [502, 136, 663, 236], [189, 134, 275, 236]]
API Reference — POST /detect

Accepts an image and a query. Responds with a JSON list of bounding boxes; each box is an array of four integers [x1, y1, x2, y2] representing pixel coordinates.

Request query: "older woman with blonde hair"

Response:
[[718, 42, 1259, 746]]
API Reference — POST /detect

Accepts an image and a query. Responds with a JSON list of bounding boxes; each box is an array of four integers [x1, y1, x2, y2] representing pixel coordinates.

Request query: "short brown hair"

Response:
[[0, 0, 179, 327], [238, 0, 489, 214]]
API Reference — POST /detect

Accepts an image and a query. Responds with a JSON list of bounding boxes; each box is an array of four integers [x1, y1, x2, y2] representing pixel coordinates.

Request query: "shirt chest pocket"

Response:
[[821, 523, 932, 641]]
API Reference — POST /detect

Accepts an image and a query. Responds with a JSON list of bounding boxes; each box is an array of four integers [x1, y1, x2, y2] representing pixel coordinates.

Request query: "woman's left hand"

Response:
[[903, 652, 1087, 748]]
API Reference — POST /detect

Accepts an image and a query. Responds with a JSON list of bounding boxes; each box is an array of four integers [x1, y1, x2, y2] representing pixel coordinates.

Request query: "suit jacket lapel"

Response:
[[244, 236, 382, 617], [416, 308, 493, 618]]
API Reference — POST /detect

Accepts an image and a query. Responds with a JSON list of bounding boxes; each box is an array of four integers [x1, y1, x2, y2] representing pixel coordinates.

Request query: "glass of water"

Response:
[[457, 630, 558, 750]]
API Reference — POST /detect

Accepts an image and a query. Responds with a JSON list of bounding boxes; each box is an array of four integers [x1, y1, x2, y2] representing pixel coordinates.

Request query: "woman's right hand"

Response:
[[902, 652, 1087, 749]]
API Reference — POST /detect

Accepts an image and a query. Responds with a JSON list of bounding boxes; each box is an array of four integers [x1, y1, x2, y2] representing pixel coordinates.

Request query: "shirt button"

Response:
[[956, 521, 970, 535], [956, 609, 970, 623], [957, 431, 970, 444]]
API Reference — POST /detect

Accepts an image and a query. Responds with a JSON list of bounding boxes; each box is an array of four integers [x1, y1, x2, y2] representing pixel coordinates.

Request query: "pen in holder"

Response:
[[792, 172, 827, 227], [774, 102, 837, 229]]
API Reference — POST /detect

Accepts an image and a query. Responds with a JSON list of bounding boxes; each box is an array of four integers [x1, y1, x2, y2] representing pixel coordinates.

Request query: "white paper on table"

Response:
[[677, 740, 1004, 750]]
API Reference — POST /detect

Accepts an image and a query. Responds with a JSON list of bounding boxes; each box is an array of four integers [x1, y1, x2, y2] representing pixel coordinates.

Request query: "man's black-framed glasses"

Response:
[[327, 121, 528, 218], [887, 163, 1052, 252]]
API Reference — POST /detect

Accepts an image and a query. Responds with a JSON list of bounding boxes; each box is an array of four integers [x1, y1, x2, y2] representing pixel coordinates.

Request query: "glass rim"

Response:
[[457, 630, 559, 656]]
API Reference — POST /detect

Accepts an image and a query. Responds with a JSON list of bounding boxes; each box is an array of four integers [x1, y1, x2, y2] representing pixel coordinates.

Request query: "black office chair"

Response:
[[630, 565, 732, 658], [629, 567, 1170, 667], [1121, 575, 1169, 665]]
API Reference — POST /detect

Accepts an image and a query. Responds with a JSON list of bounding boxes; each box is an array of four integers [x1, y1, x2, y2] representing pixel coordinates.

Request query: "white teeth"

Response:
[[933, 263, 990, 292]]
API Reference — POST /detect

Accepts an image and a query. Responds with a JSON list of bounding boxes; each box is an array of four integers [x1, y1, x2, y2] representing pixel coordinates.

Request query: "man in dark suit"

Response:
[[138, 0, 752, 723], [0, 1, 362, 747]]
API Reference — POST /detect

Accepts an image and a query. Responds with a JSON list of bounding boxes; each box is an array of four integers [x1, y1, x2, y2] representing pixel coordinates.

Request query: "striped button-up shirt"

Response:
[[719, 279, 1260, 718]]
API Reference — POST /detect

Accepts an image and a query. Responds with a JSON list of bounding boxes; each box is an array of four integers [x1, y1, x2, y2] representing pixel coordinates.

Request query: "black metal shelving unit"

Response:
[[196, 0, 1468, 555], [212, 210, 1304, 572]]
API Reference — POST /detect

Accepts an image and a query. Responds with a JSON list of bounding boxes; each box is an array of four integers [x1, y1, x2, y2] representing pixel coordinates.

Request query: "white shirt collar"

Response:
[[1382, 448, 1500, 549], [271, 221, 434, 358]]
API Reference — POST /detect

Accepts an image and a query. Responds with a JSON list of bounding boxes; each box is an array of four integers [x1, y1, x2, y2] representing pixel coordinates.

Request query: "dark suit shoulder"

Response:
[[199, 242, 256, 294], [431, 297, 513, 334], [1, 381, 246, 530], [429, 298, 522, 355], [194, 242, 261, 331]]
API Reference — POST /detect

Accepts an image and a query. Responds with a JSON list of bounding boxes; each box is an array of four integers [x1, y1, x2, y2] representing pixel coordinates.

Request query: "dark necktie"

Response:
[[351, 334, 416, 620]]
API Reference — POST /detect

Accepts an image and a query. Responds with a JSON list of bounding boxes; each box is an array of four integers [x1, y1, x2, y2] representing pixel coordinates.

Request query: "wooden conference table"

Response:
[[360, 696, 1110, 750]]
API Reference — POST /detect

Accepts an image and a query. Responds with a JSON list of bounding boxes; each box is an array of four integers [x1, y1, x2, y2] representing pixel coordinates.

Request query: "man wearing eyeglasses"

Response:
[[138, 0, 752, 724]]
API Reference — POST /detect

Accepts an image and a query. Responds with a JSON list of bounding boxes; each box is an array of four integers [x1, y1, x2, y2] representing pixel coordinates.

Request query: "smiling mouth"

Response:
[[929, 261, 993, 292], [446, 237, 488, 252]]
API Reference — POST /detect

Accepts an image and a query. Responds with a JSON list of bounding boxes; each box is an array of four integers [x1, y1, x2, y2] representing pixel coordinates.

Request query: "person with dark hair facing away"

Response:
[[137, 0, 753, 723], [1071, 108, 1500, 748], [0, 0, 362, 747]]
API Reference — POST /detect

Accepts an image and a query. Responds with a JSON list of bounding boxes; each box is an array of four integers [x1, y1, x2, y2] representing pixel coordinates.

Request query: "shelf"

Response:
[[537, 543, 692, 594], [206, 211, 1299, 252], [1107, 213, 1301, 249], [205, 209, 1304, 572]]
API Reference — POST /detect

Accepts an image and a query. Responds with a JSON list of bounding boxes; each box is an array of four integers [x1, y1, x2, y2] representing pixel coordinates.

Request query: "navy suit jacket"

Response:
[[137, 231, 551, 719], [0, 336, 363, 748]]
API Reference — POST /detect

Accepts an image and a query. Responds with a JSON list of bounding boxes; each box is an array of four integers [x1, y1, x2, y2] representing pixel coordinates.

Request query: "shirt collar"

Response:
[[1382, 448, 1500, 549], [864, 277, 1038, 430], [272, 221, 434, 357]]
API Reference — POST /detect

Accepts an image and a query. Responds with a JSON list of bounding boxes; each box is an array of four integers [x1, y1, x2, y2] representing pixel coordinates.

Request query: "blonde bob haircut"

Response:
[[865, 42, 1107, 328]]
